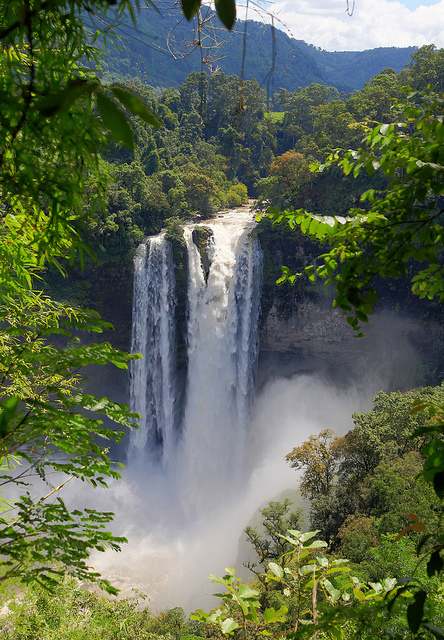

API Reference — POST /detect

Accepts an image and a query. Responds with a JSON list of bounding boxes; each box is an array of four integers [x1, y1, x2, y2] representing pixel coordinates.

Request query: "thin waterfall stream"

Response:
[[129, 236, 176, 465]]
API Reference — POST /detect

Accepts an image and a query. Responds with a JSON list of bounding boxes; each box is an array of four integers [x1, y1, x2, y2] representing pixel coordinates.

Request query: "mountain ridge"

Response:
[[100, 7, 417, 92]]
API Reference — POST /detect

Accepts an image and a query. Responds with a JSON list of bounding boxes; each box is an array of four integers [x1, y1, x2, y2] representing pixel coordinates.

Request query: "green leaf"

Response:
[[304, 539, 328, 549], [215, 0, 236, 29], [407, 591, 427, 634], [238, 585, 259, 599], [427, 550, 444, 577], [300, 530, 319, 544], [268, 562, 284, 578], [342, 157, 352, 175], [37, 78, 93, 117], [220, 618, 240, 634], [190, 609, 209, 622], [326, 566, 351, 574], [301, 215, 311, 234], [0, 396, 20, 438], [383, 578, 398, 591], [322, 579, 342, 603], [325, 624, 343, 639], [110, 86, 163, 128], [96, 91, 134, 150], [433, 470, 444, 498], [263, 606, 288, 624], [181, 0, 201, 20], [424, 450, 444, 482], [355, 310, 369, 323], [246, 604, 260, 624], [353, 162, 363, 178]]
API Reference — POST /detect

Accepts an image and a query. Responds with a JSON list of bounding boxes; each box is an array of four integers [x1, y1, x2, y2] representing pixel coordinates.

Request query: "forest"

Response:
[[1, 1, 444, 639], [45, 43, 444, 345]]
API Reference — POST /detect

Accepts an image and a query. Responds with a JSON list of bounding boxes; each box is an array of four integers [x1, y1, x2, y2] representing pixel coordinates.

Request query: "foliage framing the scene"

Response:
[[257, 88, 444, 636], [0, 0, 240, 593]]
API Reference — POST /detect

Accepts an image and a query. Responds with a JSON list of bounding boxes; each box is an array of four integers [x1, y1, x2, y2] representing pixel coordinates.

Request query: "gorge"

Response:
[[85, 207, 412, 611], [4, 4, 444, 634]]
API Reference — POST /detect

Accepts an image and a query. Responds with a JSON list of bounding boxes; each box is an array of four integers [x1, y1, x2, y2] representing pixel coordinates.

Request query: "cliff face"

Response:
[[256, 218, 444, 389], [259, 295, 444, 390], [68, 214, 444, 393], [260, 301, 353, 357]]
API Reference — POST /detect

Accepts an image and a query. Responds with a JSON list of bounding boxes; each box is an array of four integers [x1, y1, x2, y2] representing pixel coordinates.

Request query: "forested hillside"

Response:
[[46, 44, 444, 346], [99, 6, 416, 93]]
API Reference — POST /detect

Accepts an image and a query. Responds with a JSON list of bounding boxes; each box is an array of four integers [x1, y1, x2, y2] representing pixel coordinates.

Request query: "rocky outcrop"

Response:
[[191, 226, 213, 282], [259, 297, 444, 389], [260, 301, 353, 357]]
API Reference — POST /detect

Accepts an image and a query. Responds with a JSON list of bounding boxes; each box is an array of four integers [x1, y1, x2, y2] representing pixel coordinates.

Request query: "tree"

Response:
[[307, 387, 444, 548], [286, 429, 340, 500], [407, 45, 444, 92], [280, 84, 339, 136], [338, 387, 444, 483], [0, 296, 139, 591], [311, 100, 358, 151], [267, 93, 444, 625], [257, 152, 313, 211], [346, 68, 404, 124], [193, 530, 425, 640], [0, 0, 235, 592], [268, 89, 444, 334], [360, 452, 440, 539], [244, 499, 304, 571]]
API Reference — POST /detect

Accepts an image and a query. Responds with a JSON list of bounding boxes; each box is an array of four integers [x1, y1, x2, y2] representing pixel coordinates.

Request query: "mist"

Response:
[[61, 368, 381, 614], [62, 216, 427, 613]]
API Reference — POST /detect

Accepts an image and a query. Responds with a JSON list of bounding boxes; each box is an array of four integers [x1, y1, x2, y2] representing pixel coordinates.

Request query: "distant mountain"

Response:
[[299, 43, 418, 91], [99, 7, 416, 93]]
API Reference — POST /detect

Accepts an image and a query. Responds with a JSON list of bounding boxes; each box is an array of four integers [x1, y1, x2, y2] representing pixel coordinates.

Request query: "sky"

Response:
[[246, 0, 444, 51]]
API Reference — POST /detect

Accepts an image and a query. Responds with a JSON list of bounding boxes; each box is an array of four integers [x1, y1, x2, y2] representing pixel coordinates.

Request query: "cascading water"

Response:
[[128, 235, 176, 467], [177, 214, 263, 516], [89, 207, 380, 609], [128, 208, 263, 517]]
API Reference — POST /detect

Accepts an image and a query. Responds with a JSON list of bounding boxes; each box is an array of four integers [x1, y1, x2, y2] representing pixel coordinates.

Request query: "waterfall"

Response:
[[178, 216, 263, 514], [128, 235, 176, 466], [90, 207, 378, 610], [129, 209, 263, 515]]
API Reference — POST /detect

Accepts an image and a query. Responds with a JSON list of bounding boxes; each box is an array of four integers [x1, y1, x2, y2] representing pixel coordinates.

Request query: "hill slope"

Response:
[[100, 7, 416, 92]]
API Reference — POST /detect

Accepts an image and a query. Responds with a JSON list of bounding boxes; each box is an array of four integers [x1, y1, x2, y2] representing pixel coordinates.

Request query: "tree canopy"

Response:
[[265, 89, 444, 334], [0, 0, 235, 592], [262, 80, 444, 633], [286, 429, 340, 500]]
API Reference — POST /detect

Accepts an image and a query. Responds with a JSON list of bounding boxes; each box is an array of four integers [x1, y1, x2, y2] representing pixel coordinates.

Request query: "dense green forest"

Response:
[[47, 43, 444, 345], [2, 1, 444, 639]]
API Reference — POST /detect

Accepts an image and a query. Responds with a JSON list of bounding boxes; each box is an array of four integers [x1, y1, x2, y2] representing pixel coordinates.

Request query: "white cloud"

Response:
[[264, 0, 444, 50]]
